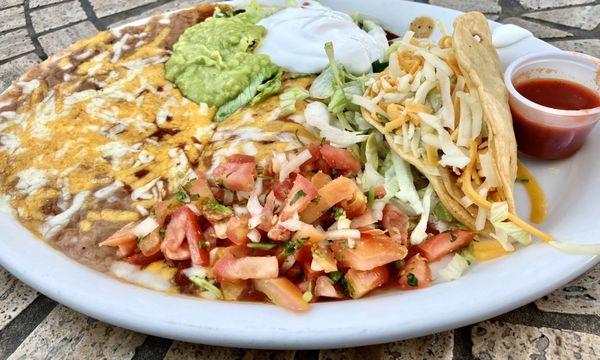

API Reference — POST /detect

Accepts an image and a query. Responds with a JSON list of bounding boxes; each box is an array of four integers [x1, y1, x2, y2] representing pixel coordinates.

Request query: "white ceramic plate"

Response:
[[0, 0, 598, 350]]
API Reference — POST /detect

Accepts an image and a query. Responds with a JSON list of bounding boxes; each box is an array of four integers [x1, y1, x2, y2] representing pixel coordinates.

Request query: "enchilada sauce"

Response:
[[511, 78, 600, 159]]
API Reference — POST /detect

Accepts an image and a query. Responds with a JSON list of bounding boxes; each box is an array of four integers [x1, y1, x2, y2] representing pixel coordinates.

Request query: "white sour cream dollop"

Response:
[[257, 1, 388, 74]]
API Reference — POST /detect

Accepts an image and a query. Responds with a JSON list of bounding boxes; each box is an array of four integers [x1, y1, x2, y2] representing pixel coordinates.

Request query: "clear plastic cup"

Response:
[[503, 51, 600, 160]]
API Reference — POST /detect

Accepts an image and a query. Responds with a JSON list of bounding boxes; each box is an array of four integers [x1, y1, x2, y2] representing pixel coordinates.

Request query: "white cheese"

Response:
[[97, 141, 137, 170], [40, 191, 90, 239], [15, 168, 48, 195]]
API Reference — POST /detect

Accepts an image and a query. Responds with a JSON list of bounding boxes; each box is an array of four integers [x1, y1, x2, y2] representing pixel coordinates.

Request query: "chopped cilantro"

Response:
[[289, 190, 306, 206], [328, 271, 342, 283], [332, 207, 345, 221], [136, 236, 142, 245], [312, 248, 325, 258], [203, 200, 233, 215], [283, 237, 308, 256], [331, 168, 338, 175], [175, 189, 187, 202], [247, 242, 278, 250], [198, 240, 204, 249], [339, 242, 349, 250], [159, 228, 166, 238], [340, 277, 355, 297], [407, 273, 418, 287], [367, 188, 375, 208]]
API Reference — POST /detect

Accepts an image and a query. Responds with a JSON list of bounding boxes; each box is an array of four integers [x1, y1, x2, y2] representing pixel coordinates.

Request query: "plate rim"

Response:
[[0, 0, 598, 350]]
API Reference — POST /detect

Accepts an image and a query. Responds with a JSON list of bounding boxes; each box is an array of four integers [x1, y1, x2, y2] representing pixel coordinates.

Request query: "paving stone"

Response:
[[0, 52, 40, 92], [472, 321, 600, 359], [108, 0, 204, 28], [524, 5, 600, 31], [502, 17, 573, 39], [551, 39, 600, 58], [90, 0, 158, 18], [29, 1, 86, 33], [164, 342, 295, 360], [7, 305, 145, 359], [30, 0, 66, 9], [519, 0, 595, 11], [0, 29, 35, 61], [429, 0, 501, 14], [1, 0, 22, 9], [38, 21, 97, 56], [319, 332, 453, 360], [535, 265, 599, 316], [0, 6, 25, 32], [0, 268, 38, 331]]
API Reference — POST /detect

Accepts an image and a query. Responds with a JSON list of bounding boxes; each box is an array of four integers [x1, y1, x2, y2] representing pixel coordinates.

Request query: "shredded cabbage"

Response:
[[410, 184, 433, 245], [489, 201, 532, 247], [304, 101, 368, 147], [309, 68, 335, 99], [279, 87, 309, 116], [389, 154, 423, 214], [439, 253, 471, 281]]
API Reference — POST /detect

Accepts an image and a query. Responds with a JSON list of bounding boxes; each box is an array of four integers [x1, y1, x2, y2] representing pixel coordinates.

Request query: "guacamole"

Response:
[[165, 9, 278, 108]]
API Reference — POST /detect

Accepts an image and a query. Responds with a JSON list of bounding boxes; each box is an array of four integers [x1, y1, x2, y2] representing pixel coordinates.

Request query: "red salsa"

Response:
[[511, 78, 600, 159]]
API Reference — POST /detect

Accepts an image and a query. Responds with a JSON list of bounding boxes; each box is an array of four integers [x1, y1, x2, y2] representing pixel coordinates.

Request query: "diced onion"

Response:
[[248, 229, 261, 243], [279, 149, 312, 182], [410, 185, 434, 245], [324, 229, 361, 241], [133, 217, 159, 238]]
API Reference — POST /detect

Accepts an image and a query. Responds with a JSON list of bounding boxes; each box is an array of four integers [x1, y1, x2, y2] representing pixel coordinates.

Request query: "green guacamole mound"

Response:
[[165, 10, 277, 108]]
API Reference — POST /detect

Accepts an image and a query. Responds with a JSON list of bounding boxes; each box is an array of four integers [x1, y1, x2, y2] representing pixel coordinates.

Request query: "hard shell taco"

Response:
[[358, 12, 531, 241]]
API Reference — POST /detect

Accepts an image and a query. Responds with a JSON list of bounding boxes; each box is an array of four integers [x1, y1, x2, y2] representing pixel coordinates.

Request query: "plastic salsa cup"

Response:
[[503, 51, 600, 160]]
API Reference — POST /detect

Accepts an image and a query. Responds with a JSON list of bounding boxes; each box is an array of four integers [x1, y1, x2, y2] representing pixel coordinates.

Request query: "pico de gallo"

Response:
[[100, 141, 476, 311]]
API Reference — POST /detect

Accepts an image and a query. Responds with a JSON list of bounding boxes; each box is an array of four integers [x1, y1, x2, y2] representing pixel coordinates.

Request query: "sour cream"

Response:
[[257, 1, 388, 74]]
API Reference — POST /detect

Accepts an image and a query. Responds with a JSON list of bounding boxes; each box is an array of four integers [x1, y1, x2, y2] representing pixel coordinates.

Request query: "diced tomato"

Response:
[[163, 207, 209, 266], [340, 188, 367, 218], [117, 241, 138, 257], [253, 278, 309, 311], [310, 171, 332, 189], [267, 224, 291, 242], [344, 266, 389, 299], [300, 176, 356, 223], [359, 228, 390, 241], [311, 245, 337, 273], [213, 253, 279, 282], [320, 144, 361, 175], [350, 210, 376, 229], [399, 254, 432, 290], [185, 212, 209, 266], [258, 192, 276, 232], [315, 275, 344, 298], [294, 244, 313, 265], [417, 230, 475, 262], [272, 178, 294, 201], [160, 241, 190, 261], [225, 215, 249, 245], [382, 204, 410, 246], [291, 223, 325, 244], [99, 222, 137, 247], [280, 175, 318, 221], [188, 172, 214, 200], [213, 155, 256, 192], [153, 200, 179, 226], [125, 251, 164, 266], [333, 237, 407, 271], [138, 228, 161, 256]]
